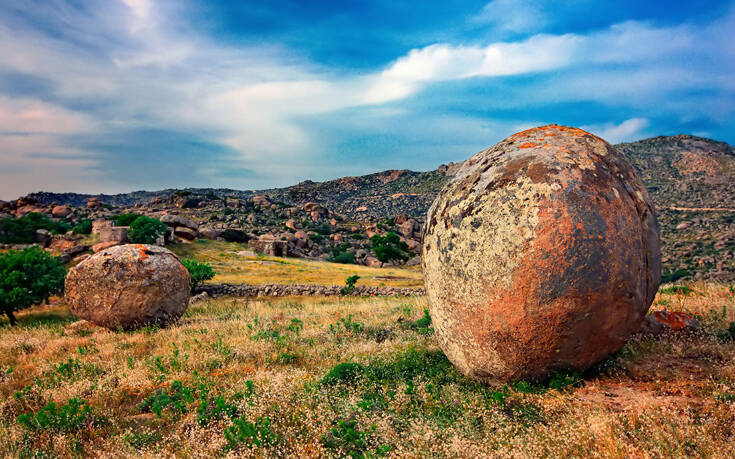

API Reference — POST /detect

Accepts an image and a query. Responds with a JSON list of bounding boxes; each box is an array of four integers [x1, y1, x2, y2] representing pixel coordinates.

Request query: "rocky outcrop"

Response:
[[160, 214, 198, 231], [423, 125, 661, 382], [65, 244, 190, 330]]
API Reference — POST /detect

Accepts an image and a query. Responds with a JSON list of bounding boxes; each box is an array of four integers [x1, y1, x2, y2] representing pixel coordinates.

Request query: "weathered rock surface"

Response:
[[160, 214, 198, 230], [52, 205, 72, 218], [65, 244, 191, 330], [422, 125, 661, 382]]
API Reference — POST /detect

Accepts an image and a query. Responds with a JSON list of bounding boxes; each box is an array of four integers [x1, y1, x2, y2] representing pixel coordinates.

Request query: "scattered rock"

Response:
[[640, 311, 700, 334], [676, 221, 693, 230], [160, 214, 198, 231], [65, 244, 191, 330], [199, 226, 222, 239], [174, 226, 197, 240], [422, 125, 662, 382], [189, 291, 209, 304], [87, 197, 103, 208], [51, 205, 72, 218], [64, 320, 106, 335], [92, 241, 120, 252], [34, 229, 51, 247]]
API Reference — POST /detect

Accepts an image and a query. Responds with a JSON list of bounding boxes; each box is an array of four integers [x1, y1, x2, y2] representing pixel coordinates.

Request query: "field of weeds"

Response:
[[170, 240, 423, 288], [1, 284, 734, 457]]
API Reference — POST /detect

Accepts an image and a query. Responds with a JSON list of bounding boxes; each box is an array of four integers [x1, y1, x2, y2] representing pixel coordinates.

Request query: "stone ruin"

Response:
[[249, 236, 288, 257]]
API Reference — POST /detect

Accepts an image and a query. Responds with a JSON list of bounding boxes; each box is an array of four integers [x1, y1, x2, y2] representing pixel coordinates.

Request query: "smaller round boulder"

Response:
[[65, 244, 190, 330]]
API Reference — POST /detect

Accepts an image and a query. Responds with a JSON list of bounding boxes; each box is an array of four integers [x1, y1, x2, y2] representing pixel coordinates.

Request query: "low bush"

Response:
[[221, 229, 249, 243], [110, 213, 141, 227], [182, 259, 216, 287], [72, 219, 92, 235], [17, 398, 95, 432], [340, 275, 360, 295], [224, 416, 278, 449], [0, 213, 71, 243], [370, 232, 410, 265], [127, 216, 167, 244]]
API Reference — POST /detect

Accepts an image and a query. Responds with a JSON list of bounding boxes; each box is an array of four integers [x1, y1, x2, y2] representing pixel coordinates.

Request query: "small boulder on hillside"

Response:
[[160, 214, 198, 230], [174, 226, 197, 240], [65, 244, 190, 330], [52, 205, 72, 218]]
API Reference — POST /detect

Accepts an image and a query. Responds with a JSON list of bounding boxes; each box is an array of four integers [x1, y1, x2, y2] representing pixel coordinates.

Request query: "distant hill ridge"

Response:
[[27, 134, 735, 220]]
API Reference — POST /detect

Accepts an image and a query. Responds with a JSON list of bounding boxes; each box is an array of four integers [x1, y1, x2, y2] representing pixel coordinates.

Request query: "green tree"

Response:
[[127, 216, 168, 244], [370, 232, 410, 266], [182, 259, 216, 287], [340, 275, 360, 295], [0, 213, 71, 243], [72, 219, 93, 235], [0, 247, 66, 326], [111, 213, 141, 227]]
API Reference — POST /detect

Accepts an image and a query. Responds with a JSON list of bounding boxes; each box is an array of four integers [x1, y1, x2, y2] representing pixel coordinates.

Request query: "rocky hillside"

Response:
[[15, 134, 735, 281]]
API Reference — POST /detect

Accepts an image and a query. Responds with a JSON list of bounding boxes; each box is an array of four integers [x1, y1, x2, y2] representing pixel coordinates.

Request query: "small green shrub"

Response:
[[340, 275, 360, 294], [329, 248, 356, 265], [127, 216, 167, 244], [661, 269, 691, 284], [718, 322, 735, 342], [330, 314, 364, 336], [402, 309, 433, 335], [321, 362, 366, 385], [72, 219, 92, 235], [182, 259, 216, 287], [138, 381, 195, 417], [222, 229, 249, 243], [322, 418, 391, 458], [224, 416, 278, 449], [370, 232, 410, 265], [125, 432, 161, 450], [659, 285, 696, 295], [196, 392, 238, 426], [17, 398, 94, 432], [314, 223, 333, 235]]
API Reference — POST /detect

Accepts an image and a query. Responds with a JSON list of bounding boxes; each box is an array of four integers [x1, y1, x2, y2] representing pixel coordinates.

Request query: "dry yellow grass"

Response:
[[170, 240, 423, 288], [1, 282, 734, 457]]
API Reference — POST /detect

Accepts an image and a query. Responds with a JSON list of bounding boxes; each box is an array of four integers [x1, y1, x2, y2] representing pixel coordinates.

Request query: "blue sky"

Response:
[[0, 0, 734, 199]]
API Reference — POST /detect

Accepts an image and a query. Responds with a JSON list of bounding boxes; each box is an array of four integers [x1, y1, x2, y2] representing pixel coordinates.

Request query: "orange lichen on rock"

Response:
[[65, 244, 190, 330], [422, 124, 661, 382], [650, 311, 698, 331], [136, 244, 150, 261]]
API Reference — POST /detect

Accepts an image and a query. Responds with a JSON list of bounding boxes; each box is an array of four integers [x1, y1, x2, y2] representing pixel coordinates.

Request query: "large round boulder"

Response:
[[65, 244, 191, 330], [422, 125, 661, 382]]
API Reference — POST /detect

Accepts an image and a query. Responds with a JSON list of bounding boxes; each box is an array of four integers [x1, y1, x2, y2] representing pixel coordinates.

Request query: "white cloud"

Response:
[[0, 0, 733, 198], [582, 118, 650, 143]]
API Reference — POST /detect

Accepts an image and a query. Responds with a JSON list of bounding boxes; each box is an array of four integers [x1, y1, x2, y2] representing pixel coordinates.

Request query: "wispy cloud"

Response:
[[582, 118, 650, 143], [0, 0, 733, 199]]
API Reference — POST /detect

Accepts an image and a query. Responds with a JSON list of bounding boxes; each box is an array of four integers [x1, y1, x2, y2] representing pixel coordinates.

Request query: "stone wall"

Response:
[[99, 226, 128, 244], [194, 282, 424, 298]]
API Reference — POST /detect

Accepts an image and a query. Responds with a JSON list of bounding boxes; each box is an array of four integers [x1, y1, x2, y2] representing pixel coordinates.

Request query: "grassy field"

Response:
[[1, 283, 734, 457], [170, 240, 424, 288]]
